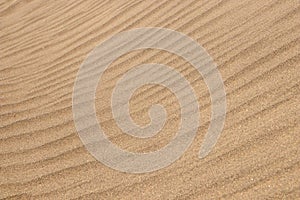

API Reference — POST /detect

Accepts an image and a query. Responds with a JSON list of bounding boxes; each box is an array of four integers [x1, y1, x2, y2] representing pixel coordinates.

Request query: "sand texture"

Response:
[[0, 0, 300, 199]]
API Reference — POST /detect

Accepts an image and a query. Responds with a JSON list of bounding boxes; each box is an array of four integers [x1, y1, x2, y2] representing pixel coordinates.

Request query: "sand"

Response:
[[0, 0, 299, 199]]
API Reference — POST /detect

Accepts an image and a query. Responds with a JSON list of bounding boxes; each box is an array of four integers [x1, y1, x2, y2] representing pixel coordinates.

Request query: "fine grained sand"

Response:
[[0, 0, 299, 199]]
